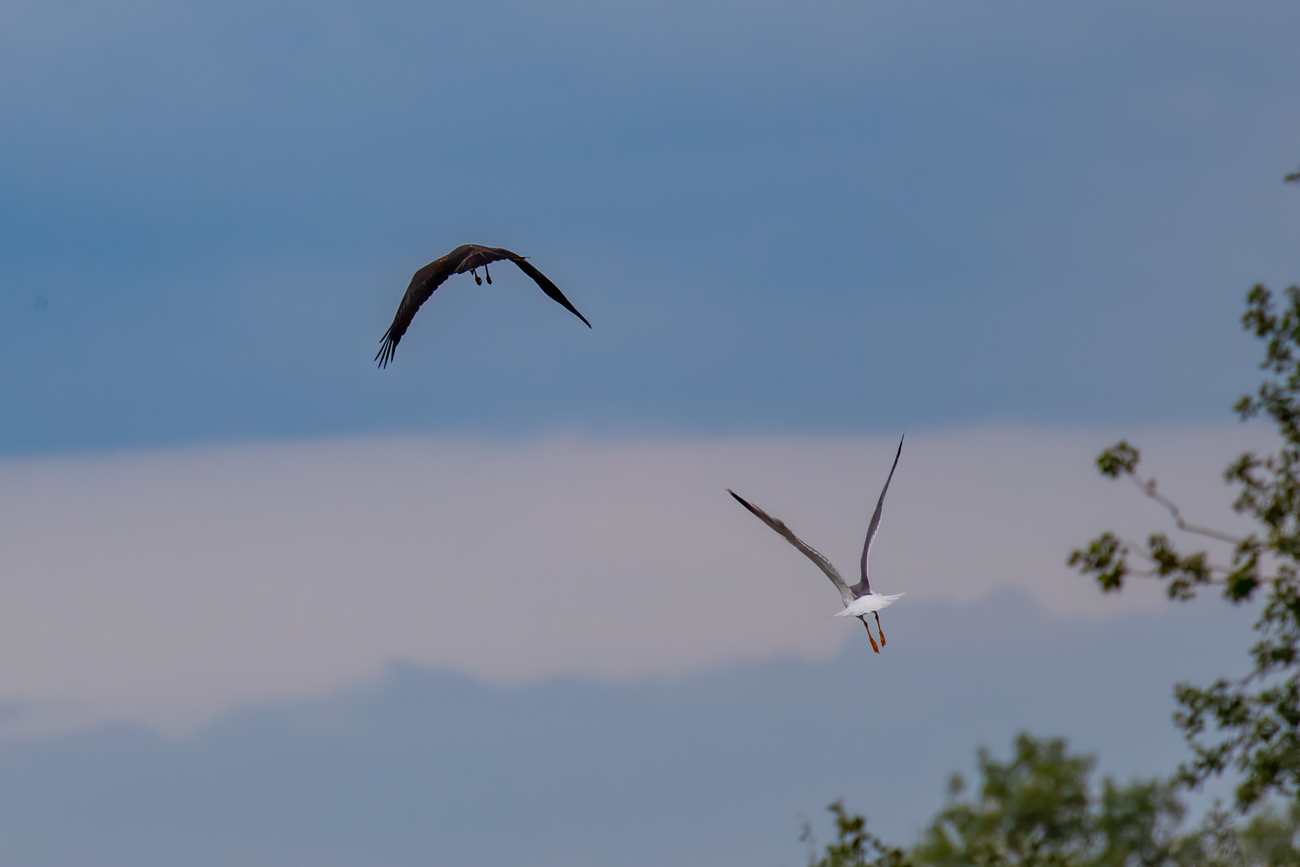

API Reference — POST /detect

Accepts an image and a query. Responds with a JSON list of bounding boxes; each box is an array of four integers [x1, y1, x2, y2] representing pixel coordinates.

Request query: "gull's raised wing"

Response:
[[854, 435, 904, 596], [728, 489, 855, 608]]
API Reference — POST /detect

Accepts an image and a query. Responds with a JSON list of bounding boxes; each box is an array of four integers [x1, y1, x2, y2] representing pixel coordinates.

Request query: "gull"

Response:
[[728, 436, 905, 653], [376, 244, 591, 367]]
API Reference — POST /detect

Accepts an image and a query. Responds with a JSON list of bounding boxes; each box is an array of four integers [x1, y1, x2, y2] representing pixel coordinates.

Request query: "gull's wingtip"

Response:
[[728, 488, 764, 516]]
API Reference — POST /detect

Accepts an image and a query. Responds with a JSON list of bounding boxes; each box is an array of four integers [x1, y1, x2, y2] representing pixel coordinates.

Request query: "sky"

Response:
[[1, 0, 1299, 863], [2, 0, 1299, 452]]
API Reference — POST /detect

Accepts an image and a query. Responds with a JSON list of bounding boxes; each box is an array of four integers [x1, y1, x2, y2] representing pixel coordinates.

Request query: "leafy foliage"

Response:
[[1167, 802, 1300, 867], [805, 736, 1300, 867], [1069, 284, 1300, 809], [1237, 802, 1300, 865], [804, 800, 914, 867], [910, 733, 1183, 867]]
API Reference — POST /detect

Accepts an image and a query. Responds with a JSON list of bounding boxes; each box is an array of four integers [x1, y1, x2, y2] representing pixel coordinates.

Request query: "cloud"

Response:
[[0, 424, 1271, 734], [0, 591, 1258, 866]]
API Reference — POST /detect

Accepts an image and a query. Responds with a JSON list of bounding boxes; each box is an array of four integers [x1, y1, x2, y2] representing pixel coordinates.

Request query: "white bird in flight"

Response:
[[728, 436, 905, 653]]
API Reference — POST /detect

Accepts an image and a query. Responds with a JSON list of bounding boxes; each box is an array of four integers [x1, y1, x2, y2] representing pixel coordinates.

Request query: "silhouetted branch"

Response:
[[1125, 473, 1244, 546]]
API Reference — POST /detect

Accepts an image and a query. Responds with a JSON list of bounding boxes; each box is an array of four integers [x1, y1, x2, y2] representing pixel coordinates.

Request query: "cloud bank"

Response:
[[0, 425, 1270, 733], [0, 593, 1258, 867]]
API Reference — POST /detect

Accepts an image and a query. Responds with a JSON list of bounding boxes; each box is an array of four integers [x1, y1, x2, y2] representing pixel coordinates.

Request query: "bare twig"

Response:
[[1125, 472, 1243, 545]]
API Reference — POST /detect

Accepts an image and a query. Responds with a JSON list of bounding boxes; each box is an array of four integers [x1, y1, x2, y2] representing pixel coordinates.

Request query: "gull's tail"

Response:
[[834, 593, 904, 618]]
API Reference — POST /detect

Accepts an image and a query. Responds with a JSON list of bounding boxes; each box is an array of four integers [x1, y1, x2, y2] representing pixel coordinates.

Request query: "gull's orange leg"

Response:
[[874, 611, 886, 647], [860, 617, 880, 653]]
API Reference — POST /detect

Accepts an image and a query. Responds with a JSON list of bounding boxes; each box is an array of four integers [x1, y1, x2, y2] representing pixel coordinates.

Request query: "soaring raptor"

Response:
[[376, 244, 590, 367]]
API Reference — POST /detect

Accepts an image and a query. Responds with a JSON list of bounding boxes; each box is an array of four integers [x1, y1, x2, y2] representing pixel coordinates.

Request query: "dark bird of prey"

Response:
[[376, 244, 591, 367], [728, 436, 905, 653]]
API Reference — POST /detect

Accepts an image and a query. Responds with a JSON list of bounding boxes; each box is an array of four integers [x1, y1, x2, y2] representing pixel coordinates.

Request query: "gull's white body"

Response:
[[835, 592, 904, 618], [728, 435, 906, 652]]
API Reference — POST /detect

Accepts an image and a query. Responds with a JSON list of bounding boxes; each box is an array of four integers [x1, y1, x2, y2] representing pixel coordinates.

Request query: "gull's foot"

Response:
[[861, 618, 880, 653], [875, 612, 886, 647], [472, 268, 482, 285], [485, 264, 492, 284]]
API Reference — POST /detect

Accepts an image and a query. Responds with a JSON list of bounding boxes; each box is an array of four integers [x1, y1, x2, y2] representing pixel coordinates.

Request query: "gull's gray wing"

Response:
[[729, 489, 855, 608], [375, 244, 477, 368], [853, 435, 904, 596]]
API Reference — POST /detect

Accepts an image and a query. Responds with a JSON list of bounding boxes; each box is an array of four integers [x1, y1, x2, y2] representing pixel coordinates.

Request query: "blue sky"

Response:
[[1, 0, 1298, 453], [1, 1, 1299, 863]]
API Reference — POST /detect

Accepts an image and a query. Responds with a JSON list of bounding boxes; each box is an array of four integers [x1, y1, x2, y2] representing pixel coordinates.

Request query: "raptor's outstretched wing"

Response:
[[511, 257, 591, 329], [375, 247, 467, 368]]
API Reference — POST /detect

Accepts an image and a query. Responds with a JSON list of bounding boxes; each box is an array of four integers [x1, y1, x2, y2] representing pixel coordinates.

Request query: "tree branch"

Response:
[[1117, 537, 1234, 579], [1125, 472, 1244, 546]]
